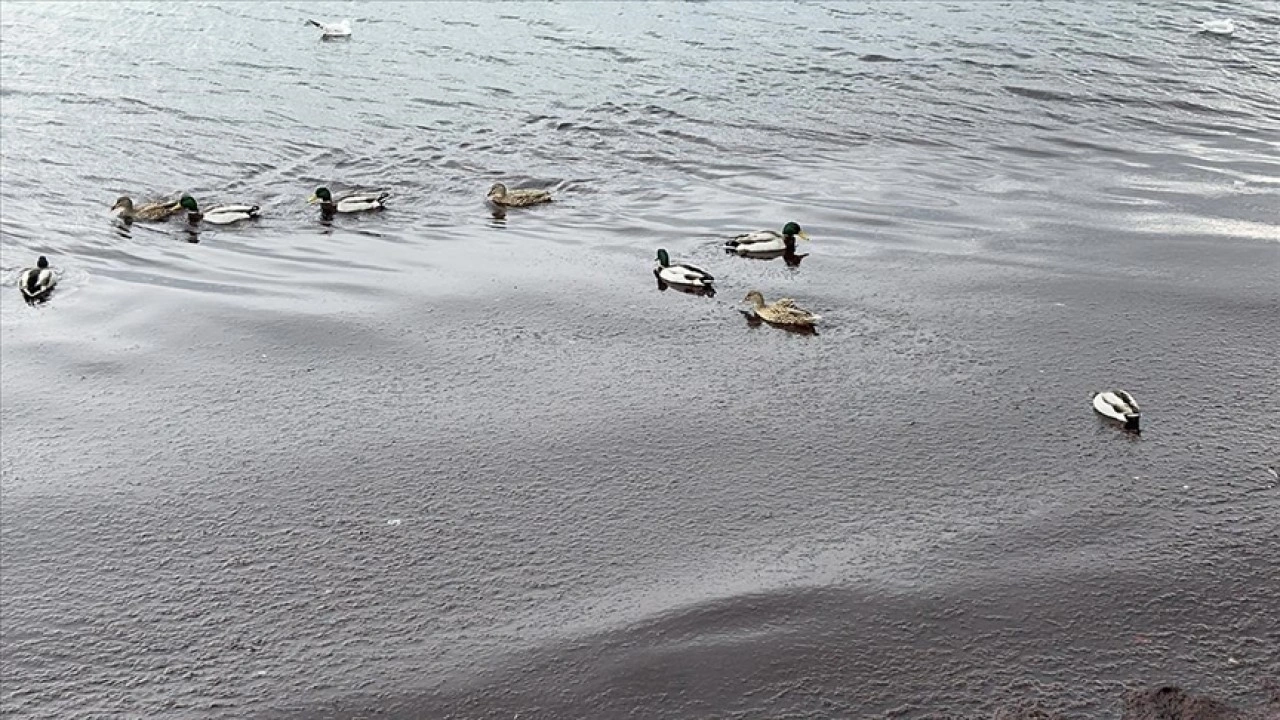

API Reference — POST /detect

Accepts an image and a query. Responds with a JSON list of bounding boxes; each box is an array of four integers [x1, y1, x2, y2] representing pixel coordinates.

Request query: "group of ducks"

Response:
[[655, 221, 822, 328], [14, 182, 1141, 433], [106, 185, 392, 227], [105, 182, 551, 226], [19, 183, 824, 329]]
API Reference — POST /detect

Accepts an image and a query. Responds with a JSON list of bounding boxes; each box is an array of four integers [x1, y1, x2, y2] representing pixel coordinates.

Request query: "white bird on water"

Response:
[[1200, 18, 1235, 36], [1092, 390, 1141, 432], [307, 18, 352, 39]]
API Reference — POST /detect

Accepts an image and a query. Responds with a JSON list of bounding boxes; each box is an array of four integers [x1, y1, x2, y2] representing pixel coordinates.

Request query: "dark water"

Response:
[[2, 2, 1278, 718]]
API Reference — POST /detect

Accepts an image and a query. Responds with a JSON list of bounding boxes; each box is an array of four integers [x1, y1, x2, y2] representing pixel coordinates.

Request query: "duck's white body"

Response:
[[18, 263, 56, 302], [1201, 18, 1235, 35], [332, 193, 388, 213], [1093, 390, 1141, 431], [655, 262, 714, 288], [308, 19, 352, 38], [199, 204, 260, 225], [725, 230, 792, 254]]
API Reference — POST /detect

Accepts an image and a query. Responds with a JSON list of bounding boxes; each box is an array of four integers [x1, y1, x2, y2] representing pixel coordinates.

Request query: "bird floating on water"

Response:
[[1092, 390, 1141, 432], [725, 222, 810, 255], [486, 183, 552, 207], [654, 249, 714, 289], [307, 19, 352, 39], [18, 256, 56, 304], [308, 187, 388, 216], [179, 194, 260, 225], [742, 290, 821, 328], [110, 196, 182, 222], [1200, 18, 1235, 36]]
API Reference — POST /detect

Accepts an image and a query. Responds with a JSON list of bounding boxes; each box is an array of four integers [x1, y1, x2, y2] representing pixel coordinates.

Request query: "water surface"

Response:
[[1, 2, 1277, 718]]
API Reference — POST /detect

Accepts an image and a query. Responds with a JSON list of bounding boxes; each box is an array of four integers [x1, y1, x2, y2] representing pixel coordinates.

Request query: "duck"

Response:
[[18, 256, 56, 303], [725, 222, 809, 255], [306, 18, 352, 38], [743, 290, 821, 327], [1200, 18, 1235, 36], [179, 194, 260, 225], [486, 183, 552, 207], [110, 196, 182, 222], [1092, 390, 1141, 432], [654, 249, 714, 288], [308, 187, 388, 216]]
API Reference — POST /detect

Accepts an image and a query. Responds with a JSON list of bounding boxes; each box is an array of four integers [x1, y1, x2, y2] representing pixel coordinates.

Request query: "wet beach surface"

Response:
[[1, 2, 1278, 718]]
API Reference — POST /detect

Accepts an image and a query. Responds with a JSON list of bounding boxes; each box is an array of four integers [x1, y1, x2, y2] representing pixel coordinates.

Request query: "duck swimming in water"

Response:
[[308, 187, 389, 217], [742, 290, 821, 328], [110, 196, 182, 222], [486, 183, 552, 207], [1092, 390, 1141, 432], [180, 194, 260, 225], [18, 256, 56, 304], [654, 249, 714, 289], [725, 222, 809, 255]]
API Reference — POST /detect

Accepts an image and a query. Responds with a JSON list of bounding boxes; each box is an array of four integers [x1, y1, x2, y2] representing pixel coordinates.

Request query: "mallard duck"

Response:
[[179, 194, 260, 225], [486, 183, 552, 207], [1092, 390, 1141, 432], [308, 187, 388, 215], [654, 249, 714, 288], [725, 222, 809, 255], [18, 256, 56, 303], [110, 196, 182, 222], [743, 290, 821, 327], [306, 18, 352, 38]]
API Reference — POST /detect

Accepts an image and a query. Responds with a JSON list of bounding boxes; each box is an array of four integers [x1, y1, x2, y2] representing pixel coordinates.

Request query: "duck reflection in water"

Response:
[[655, 276, 716, 298]]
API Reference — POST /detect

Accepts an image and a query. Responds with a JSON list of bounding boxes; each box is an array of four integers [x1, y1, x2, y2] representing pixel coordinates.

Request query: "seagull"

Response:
[[307, 19, 352, 39], [1200, 18, 1235, 36]]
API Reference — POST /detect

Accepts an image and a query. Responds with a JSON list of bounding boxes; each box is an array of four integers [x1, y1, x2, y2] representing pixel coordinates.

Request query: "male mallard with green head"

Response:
[[307, 187, 388, 217], [726, 222, 810, 255], [180, 194, 260, 225], [486, 182, 552, 207], [654, 249, 714, 288], [111, 196, 183, 222]]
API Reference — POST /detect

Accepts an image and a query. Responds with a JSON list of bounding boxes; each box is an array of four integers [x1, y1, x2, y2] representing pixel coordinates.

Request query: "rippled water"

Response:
[[2, 2, 1278, 718]]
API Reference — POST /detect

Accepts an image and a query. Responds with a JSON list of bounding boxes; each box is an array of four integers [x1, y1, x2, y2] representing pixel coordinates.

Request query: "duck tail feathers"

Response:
[[306, 19, 323, 28]]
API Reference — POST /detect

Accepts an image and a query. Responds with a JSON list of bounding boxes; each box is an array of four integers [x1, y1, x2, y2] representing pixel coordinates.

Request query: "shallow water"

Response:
[[1, 2, 1278, 718]]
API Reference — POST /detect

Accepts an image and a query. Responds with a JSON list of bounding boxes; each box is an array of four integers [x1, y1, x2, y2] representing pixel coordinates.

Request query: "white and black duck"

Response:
[[18, 256, 56, 304], [180, 194, 260, 225], [1092, 390, 1141, 432]]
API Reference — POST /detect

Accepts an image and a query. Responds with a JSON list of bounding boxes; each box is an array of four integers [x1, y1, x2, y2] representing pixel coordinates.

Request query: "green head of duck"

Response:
[[783, 222, 809, 240]]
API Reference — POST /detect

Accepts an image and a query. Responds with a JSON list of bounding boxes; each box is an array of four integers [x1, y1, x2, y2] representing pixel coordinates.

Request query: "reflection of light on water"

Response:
[[1129, 213, 1280, 243]]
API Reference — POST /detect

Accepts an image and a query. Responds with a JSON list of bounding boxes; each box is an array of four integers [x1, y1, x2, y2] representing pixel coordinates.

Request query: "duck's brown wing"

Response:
[[508, 190, 552, 206], [135, 202, 181, 220]]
